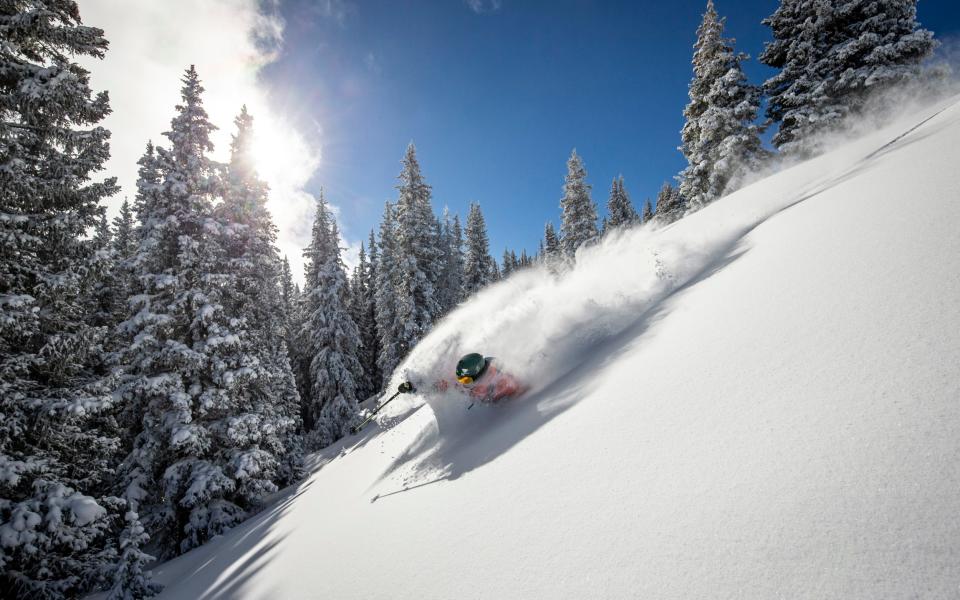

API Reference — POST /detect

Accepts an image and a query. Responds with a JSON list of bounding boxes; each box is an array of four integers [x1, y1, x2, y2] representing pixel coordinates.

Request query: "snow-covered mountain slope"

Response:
[[151, 97, 960, 599]]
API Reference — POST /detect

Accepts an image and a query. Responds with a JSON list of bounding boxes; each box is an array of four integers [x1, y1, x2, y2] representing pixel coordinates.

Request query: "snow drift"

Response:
[[145, 95, 960, 599]]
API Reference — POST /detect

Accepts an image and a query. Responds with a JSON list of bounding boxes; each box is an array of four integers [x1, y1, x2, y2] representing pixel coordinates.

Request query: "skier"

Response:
[[434, 353, 526, 403]]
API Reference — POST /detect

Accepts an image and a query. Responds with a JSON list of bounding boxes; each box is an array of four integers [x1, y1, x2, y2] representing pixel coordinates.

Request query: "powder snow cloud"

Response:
[[78, 0, 356, 281]]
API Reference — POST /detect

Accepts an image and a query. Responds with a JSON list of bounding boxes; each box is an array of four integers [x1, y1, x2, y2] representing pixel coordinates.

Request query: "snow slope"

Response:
[[149, 96, 960, 599]]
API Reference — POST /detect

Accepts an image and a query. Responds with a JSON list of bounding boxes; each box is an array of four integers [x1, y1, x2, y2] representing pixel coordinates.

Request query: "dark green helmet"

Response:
[[456, 353, 488, 382]]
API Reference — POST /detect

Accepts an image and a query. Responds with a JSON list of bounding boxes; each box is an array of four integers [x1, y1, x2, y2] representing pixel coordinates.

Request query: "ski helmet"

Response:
[[455, 353, 488, 385]]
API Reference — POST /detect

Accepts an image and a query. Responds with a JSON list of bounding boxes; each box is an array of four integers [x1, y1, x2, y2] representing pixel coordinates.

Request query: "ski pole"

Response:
[[350, 381, 415, 434]]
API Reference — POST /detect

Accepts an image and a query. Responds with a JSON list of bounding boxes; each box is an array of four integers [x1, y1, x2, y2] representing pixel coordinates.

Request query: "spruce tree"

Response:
[[559, 150, 598, 258], [606, 175, 640, 230], [361, 231, 382, 391], [654, 182, 685, 223], [502, 249, 515, 277], [542, 221, 561, 266], [519, 249, 531, 268], [374, 203, 400, 387], [437, 208, 465, 315], [131, 141, 162, 244], [761, 0, 938, 154], [279, 256, 298, 345], [108, 199, 138, 336], [391, 143, 441, 360], [112, 199, 136, 260], [641, 198, 654, 223], [300, 197, 363, 446], [116, 67, 273, 558], [680, 0, 764, 209], [0, 2, 123, 596], [107, 511, 161, 600], [217, 106, 302, 485], [90, 210, 119, 330], [351, 242, 379, 401], [463, 202, 495, 296]]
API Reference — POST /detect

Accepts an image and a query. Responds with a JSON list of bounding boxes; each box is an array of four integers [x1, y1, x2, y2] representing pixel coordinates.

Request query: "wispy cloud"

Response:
[[466, 0, 503, 14], [78, 0, 358, 281], [313, 0, 353, 27], [364, 51, 381, 74]]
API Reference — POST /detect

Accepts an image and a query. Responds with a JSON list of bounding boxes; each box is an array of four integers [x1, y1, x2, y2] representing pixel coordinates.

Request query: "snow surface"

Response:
[[147, 97, 960, 599]]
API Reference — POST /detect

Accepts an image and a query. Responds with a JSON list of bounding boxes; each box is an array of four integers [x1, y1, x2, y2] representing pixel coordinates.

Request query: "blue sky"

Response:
[[261, 0, 959, 259]]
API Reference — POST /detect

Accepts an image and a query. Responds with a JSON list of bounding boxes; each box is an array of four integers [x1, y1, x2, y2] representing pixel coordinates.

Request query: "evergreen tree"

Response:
[[112, 199, 137, 260], [761, 0, 938, 154], [391, 143, 441, 360], [606, 175, 640, 230], [300, 197, 363, 446], [351, 242, 379, 401], [361, 231, 382, 391], [107, 199, 138, 337], [217, 106, 302, 485], [94, 210, 113, 249], [90, 209, 120, 330], [463, 202, 495, 296], [654, 182, 685, 223], [542, 221, 561, 267], [0, 2, 124, 596], [279, 256, 298, 345], [519, 249, 532, 268], [437, 208, 465, 315], [559, 150, 598, 257], [680, 0, 765, 209], [641, 198, 654, 223], [374, 202, 400, 387], [107, 511, 161, 600], [116, 67, 270, 558], [502, 249, 516, 277], [131, 141, 162, 244]]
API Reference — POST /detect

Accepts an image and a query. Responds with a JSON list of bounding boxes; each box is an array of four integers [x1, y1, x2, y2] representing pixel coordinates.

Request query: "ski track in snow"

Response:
[[142, 95, 960, 600]]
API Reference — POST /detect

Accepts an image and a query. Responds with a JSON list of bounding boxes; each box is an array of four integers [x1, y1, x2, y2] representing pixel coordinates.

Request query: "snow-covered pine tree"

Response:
[[654, 182, 686, 223], [90, 209, 120, 329], [360, 231, 382, 392], [217, 106, 303, 486], [107, 199, 138, 338], [0, 2, 124, 596], [641, 198, 654, 223], [436, 208, 465, 316], [107, 511, 161, 600], [463, 202, 495, 296], [606, 175, 640, 230], [116, 67, 273, 558], [300, 195, 363, 446], [112, 199, 136, 259], [519, 249, 532, 268], [542, 221, 561, 267], [761, 0, 938, 154], [374, 202, 401, 387], [680, 0, 765, 209], [279, 256, 298, 345], [351, 242, 379, 401], [559, 150, 599, 258], [391, 143, 441, 360], [94, 210, 112, 248], [502, 249, 515, 277], [131, 141, 163, 244]]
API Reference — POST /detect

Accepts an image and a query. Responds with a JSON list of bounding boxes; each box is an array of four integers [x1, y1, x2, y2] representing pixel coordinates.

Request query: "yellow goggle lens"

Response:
[[457, 375, 474, 385]]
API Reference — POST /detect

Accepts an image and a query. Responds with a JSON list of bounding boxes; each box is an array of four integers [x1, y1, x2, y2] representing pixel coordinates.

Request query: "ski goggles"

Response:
[[457, 375, 474, 385]]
